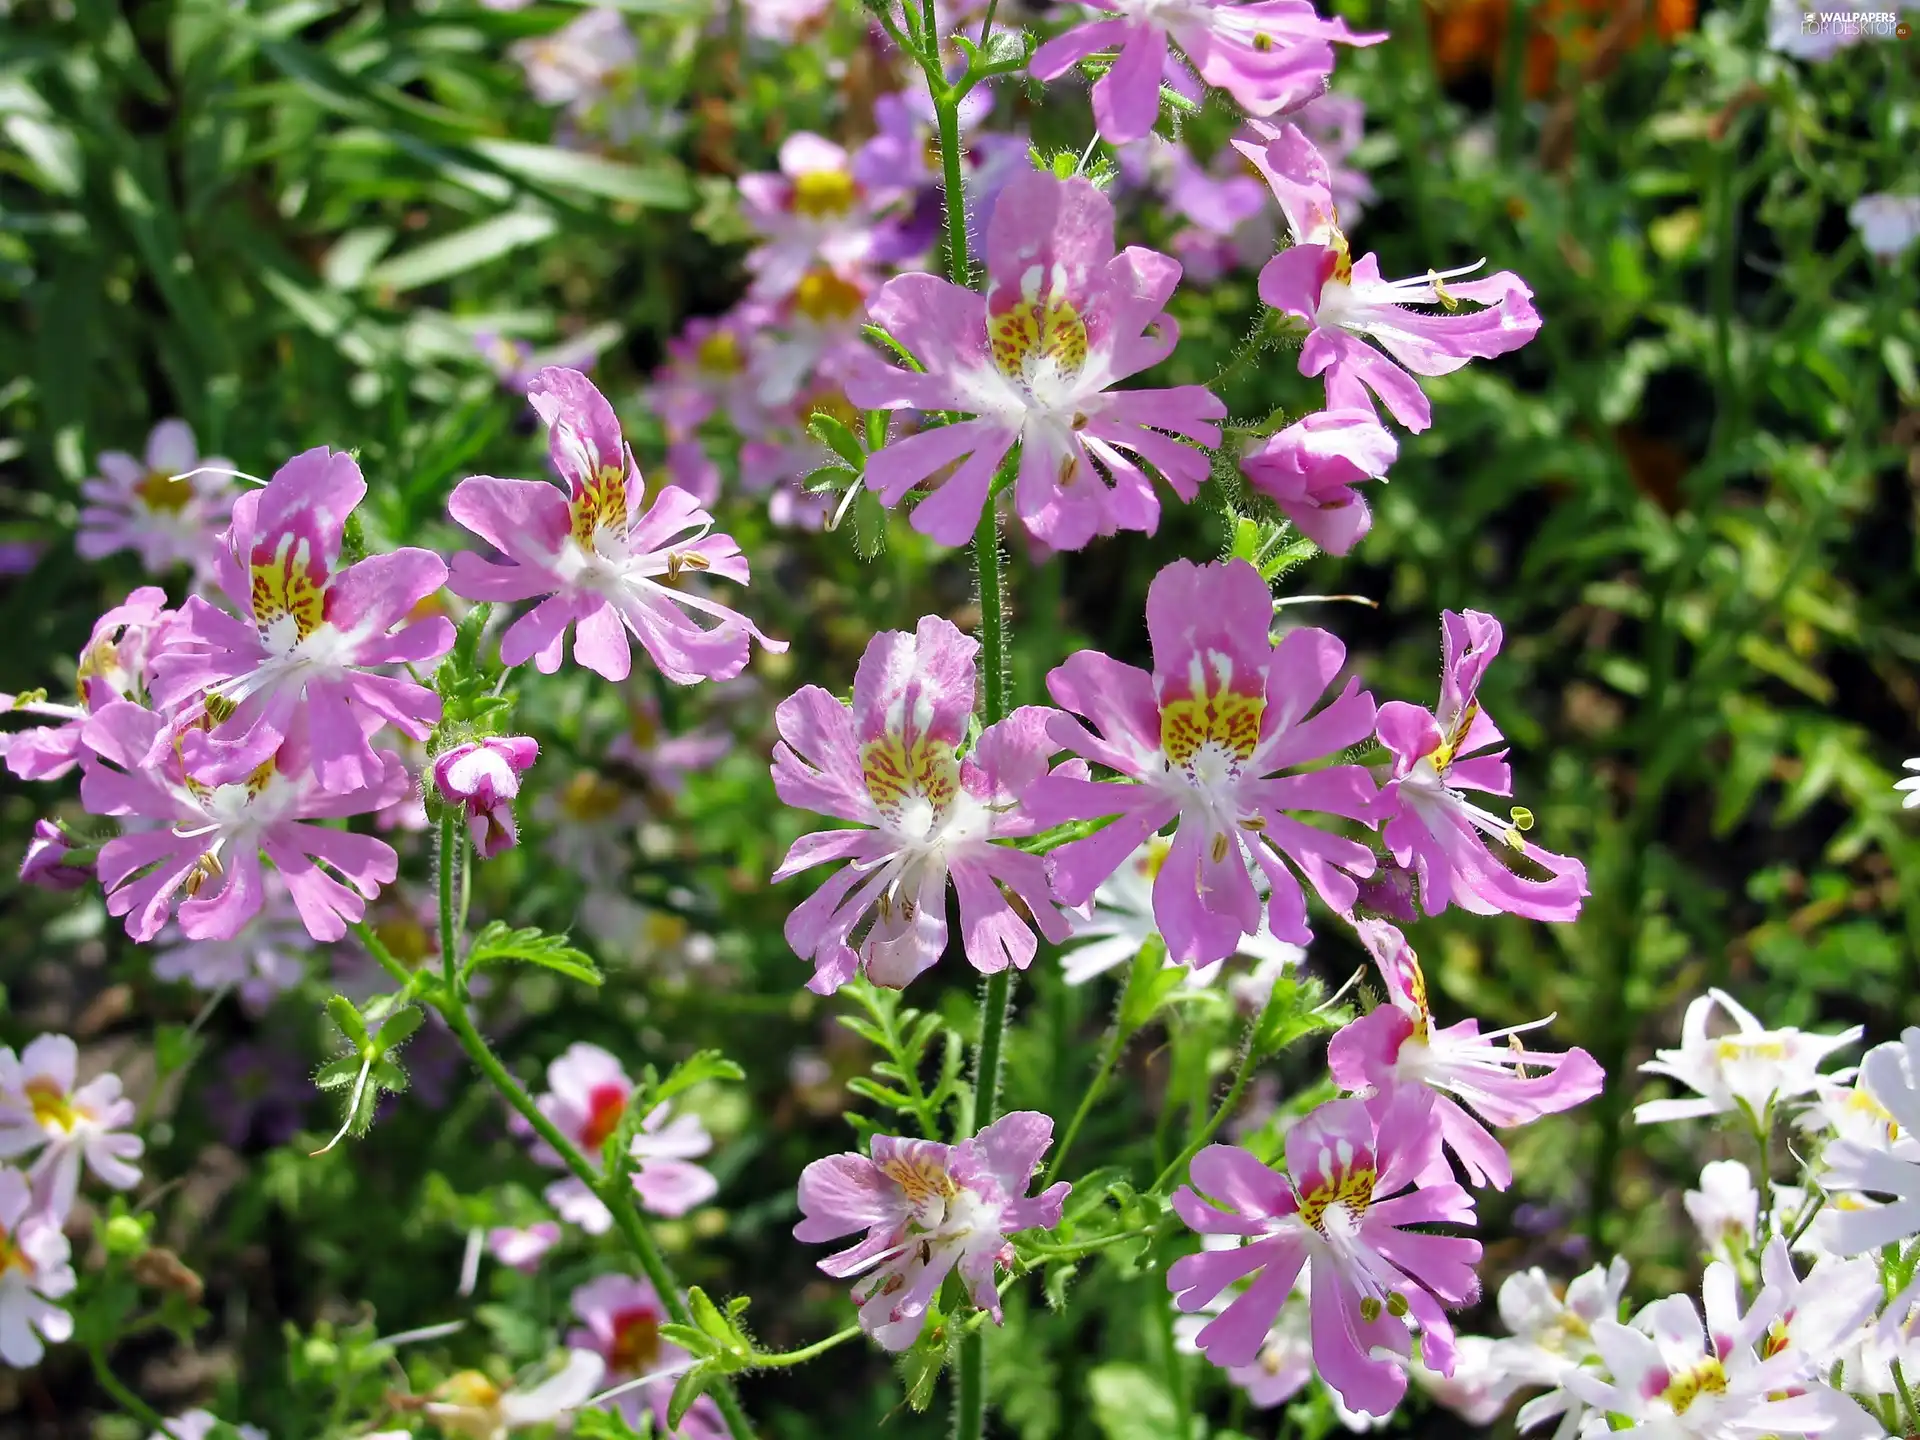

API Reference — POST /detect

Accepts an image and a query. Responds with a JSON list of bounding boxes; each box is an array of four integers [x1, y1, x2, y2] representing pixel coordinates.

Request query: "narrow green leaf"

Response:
[[469, 140, 691, 208], [364, 209, 559, 293]]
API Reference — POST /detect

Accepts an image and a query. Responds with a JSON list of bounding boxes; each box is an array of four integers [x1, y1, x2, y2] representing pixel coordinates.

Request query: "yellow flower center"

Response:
[[860, 732, 958, 837], [560, 771, 629, 823], [881, 1153, 959, 1209], [136, 469, 195, 514], [25, 1077, 79, 1133], [696, 329, 743, 375], [989, 296, 1088, 382], [1714, 1036, 1790, 1064], [1428, 700, 1479, 775], [251, 533, 328, 646], [571, 465, 629, 547], [1160, 679, 1264, 775], [1296, 1161, 1376, 1236], [793, 269, 866, 325], [791, 168, 857, 219], [1660, 1357, 1728, 1415]]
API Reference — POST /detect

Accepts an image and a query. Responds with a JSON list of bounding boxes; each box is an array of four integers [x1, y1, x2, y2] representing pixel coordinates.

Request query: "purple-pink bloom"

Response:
[[1025, 558, 1380, 965], [146, 447, 453, 792], [488, 1223, 561, 1273], [1328, 919, 1604, 1189], [1259, 235, 1541, 434], [21, 820, 90, 892], [522, 1042, 719, 1234], [794, 1111, 1070, 1351], [1168, 1088, 1481, 1416], [1239, 403, 1396, 555], [771, 615, 1072, 994], [434, 737, 540, 859], [4, 585, 174, 783], [151, 873, 313, 1014], [567, 1274, 726, 1437], [78, 420, 235, 582], [845, 169, 1226, 551], [737, 134, 882, 303], [80, 701, 407, 943], [447, 367, 783, 685], [1373, 610, 1588, 922], [1290, 93, 1373, 225], [1029, 0, 1383, 145], [0, 1034, 144, 1216]]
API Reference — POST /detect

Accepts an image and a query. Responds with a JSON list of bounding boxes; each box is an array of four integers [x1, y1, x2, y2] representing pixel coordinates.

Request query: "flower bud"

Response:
[[105, 1213, 150, 1258], [20, 820, 90, 891], [432, 737, 539, 860]]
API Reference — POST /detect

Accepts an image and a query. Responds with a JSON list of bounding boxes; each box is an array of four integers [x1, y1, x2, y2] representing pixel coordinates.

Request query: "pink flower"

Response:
[[1029, 0, 1384, 145], [1168, 1089, 1481, 1416], [1290, 94, 1373, 225], [606, 693, 731, 798], [1258, 233, 1541, 434], [1373, 610, 1588, 922], [567, 1274, 726, 1437], [20, 821, 90, 892], [1025, 558, 1379, 965], [147, 447, 453, 793], [649, 309, 770, 452], [845, 169, 1226, 551], [0, 1166, 74, 1366], [737, 134, 882, 303], [434, 737, 540, 859], [510, 8, 636, 109], [447, 368, 783, 685], [4, 586, 174, 782], [1327, 920, 1603, 1189], [487, 1223, 561, 1273], [771, 615, 1072, 994], [1240, 403, 1396, 556], [151, 873, 313, 1013], [793, 1111, 1071, 1351], [523, 1043, 718, 1234], [78, 419, 235, 581], [80, 701, 408, 943], [0, 1034, 143, 1215]]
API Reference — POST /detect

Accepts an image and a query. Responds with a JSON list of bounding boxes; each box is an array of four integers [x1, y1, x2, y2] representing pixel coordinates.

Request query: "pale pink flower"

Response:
[[1374, 610, 1588, 921], [146, 447, 452, 792], [1327, 919, 1602, 1189], [1636, 988, 1860, 1126], [567, 1274, 726, 1437], [152, 1413, 267, 1440], [78, 419, 235, 581], [447, 368, 783, 685], [433, 737, 539, 859], [3, 585, 174, 782], [487, 1223, 561, 1273], [1168, 1088, 1481, 1415], [524, 1042, 718, 1235], [771, 615, 1071, 993], [1240, 403, 1396, 556], [511, 8, 635, 108], [846, 169, 1226, 551], [1029, 0, 1384, 145], [20, 821, 90, 892], [1025, 558, 1380, 965], [737, 134, 883, 303], [0, 1034, 143, 1215], [81, 701, 408, 943], [151, 873, 313, 1013], [794, 1111, 1070, 1351], [0, 1166, 74, 1367], [1851, 193, 1920, 262]]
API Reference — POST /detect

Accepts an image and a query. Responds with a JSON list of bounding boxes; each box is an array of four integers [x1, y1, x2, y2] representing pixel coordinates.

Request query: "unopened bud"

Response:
[[104, 1214, 149, 1258]]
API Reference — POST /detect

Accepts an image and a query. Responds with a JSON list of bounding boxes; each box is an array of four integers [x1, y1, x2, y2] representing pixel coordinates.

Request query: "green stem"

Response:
[[427, 820, 755, 1440], [1150, 1046, 1258, 1196], [953, 1331, 987, 1440], [438, 808, 461, 994], [750, 1325, 862, 1369], [90, 1345, 170, 1432], [1046, 1024, 1126, 1186]]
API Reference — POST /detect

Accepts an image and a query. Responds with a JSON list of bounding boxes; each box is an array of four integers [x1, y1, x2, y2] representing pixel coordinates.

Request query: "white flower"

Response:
[[1758, 1238, 1880, 1371], [1821, 1029, 1920, 1256], [1497, 1257, 1629, 1440], [1635, 989, 1859, 1125], [1563, 1265, 1838, 1438], [0, 1033, 144, 1214], [0, 1165, 75, 1367], [153, 1410, 269, 1440], [1801, 1067, 1913, 1154], [1060, 837, 1304, 987], [1896, 757, 1920, 809], [426, 1350, 607, 1440], [1851, 195, 1920, 262], [1414, 1334, 1526, 1425], [1685, 1159, 1759, 1261]]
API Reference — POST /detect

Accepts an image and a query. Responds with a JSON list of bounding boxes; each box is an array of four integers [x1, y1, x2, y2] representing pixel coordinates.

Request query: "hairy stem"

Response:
[[90, 1346, 170, 1432], [1046, 1022, 1126, 1186]]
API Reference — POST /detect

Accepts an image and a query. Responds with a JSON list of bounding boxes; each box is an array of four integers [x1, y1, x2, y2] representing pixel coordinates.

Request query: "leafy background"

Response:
[[2, 0, 1916, 1433]]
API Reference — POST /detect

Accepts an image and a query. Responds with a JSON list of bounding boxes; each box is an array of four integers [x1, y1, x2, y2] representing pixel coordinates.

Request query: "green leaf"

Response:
[[1087, 1364, 1179, 1440], [469, 140, 691, 208], [852, 489, 888, 561], [364, 208, 559, 293], [465, 921, 603, 986], [650, 1050, 744, 1107], [805, 412, 865, 469], [325, 995, 370, 1049], [900, 1325, 945, 1412], [1116, 937, 1178, 1035], [666, 1362, 716, 1428], [373, 1005, 424, 1050]]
